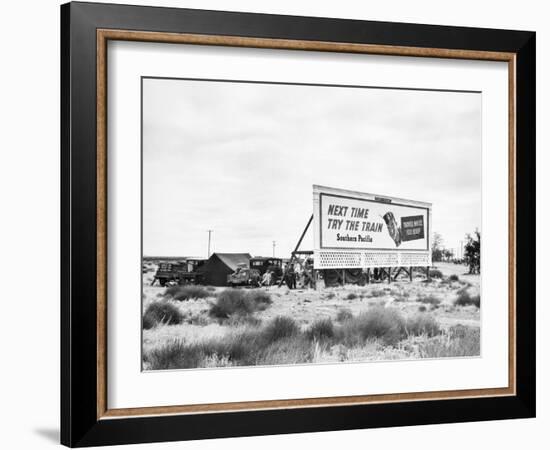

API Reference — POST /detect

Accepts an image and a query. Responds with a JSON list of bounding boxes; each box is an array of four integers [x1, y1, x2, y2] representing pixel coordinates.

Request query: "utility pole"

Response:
[[207, 230, 213, 258], [272, 241, 276, 257]]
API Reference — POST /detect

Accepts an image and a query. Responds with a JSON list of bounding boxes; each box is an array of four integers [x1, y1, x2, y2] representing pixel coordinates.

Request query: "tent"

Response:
[[197, 253, 252, 286]]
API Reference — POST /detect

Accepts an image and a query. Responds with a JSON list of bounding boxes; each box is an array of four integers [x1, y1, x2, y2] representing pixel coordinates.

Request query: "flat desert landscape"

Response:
[[142, 262, 480, 370]]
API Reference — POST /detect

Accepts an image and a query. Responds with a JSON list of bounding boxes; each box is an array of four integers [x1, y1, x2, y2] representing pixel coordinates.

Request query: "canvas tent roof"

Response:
[[214, 253, 252, 270]]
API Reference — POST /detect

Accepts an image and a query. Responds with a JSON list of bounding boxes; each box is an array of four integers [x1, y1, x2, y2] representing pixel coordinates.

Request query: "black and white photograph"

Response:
[[141, 77, 482, 370]]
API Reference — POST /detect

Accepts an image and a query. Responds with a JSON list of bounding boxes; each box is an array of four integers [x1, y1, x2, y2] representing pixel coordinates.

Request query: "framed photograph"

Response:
[[61, 2, 536, 447]]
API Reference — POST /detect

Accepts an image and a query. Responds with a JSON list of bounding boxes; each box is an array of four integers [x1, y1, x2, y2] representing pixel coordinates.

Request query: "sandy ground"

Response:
[[142, 262, 480, 357]]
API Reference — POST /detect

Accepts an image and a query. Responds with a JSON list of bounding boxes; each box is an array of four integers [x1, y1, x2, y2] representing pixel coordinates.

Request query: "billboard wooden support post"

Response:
[[426, 266, 431, 281], [409, 266, 413, 282], [313, 270, 319, 290]]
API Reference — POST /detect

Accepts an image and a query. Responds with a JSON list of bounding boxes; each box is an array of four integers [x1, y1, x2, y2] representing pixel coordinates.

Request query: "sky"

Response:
[[142, 78, 481, 259]]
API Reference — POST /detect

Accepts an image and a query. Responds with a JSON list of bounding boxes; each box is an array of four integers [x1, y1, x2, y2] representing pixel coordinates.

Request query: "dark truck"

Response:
[[151, 259, 205, 286], [249, 257, 283, 285]]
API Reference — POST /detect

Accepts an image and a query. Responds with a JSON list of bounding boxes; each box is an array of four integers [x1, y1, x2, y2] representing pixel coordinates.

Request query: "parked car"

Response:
[[249, 257, 283, 284], [227, 265, 261, 287]]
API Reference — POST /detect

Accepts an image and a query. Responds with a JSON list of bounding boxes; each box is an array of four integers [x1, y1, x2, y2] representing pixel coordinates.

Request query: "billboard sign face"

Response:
[[313, 185, 432, 269]]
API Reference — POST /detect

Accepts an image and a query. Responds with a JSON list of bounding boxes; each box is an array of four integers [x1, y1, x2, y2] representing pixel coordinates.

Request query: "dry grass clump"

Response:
[[336, 308, 353, 322], [454, 289, 480, 308], [405, 314, 441, 337], [337, 306, 406, 346], [254, 336, 313, 366], [262, 316, 300, 343], [165, 285, 210, 301], [247, 290, 273, 306], [346, 293, 358, 300], [143, 316, 310, 369], [306, 318, 335, 341], [418, 325, 480, 358], [428, 269, 443, 279], [416, 294, 441, 306], [449, 274, 460, 282], [337, 306, 442, 347], [369, 289, 385, 298], [209, 289, 272, 319], [143, 301, 183, 329]]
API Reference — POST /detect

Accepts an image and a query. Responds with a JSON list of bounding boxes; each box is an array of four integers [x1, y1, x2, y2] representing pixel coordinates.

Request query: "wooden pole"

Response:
[[409, 266, 413, 282], [313, 270, 318, 290], [366, 268, 370, 284]]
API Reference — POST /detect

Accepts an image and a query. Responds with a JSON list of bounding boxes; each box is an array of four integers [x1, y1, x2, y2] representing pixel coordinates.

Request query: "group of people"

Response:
[[283, 259, 315, 289], [257, 258, 316, 289]]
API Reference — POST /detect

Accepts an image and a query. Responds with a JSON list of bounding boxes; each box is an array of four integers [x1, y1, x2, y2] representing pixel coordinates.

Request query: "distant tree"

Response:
[[443, 248, 454, 261], [464, 229, 481, 274], [431, 232, 444, 262]]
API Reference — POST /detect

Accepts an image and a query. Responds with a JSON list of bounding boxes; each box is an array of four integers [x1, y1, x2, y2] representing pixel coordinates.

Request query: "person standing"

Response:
[[261, 270, 272, 286], [285, 264, 296, 289]]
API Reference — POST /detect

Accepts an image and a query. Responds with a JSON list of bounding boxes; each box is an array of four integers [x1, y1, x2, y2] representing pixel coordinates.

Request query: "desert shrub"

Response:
[[143, 301, 183, 329], [209, 289, 272, 319], [428, 269, 443, 279], [226, 315, 263, 328], [417, 294, 441, 306], [418, 305, 427, 312], [206, 286, 217, 292], [406, 314, 441, 337], [262, 316, 300, 343], [336, 308, 353, 322], [419, 326, 480, 358], [346, 293, 358, 300], [454, 289, 480, 308], [307, 318, 335, 341], [448, 324, 469, 339], [338, 306, 406, 346], [165, 285, 210, 301], [247, 290, 273, 308], [144, 339, 196, 369], [326, 292, 336, 299], [255, 336, 313, 366], [449, 274, 460, 282], [393, 291, 410, 302], [184, 314, 210, 326], [209, 290, 254, 318], [369, 289, 385, 298], [144, 320, 313, 369]]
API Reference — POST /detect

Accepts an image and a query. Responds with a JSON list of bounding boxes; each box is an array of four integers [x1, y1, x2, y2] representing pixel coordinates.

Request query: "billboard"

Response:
[[313, 185, 432, 269]]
